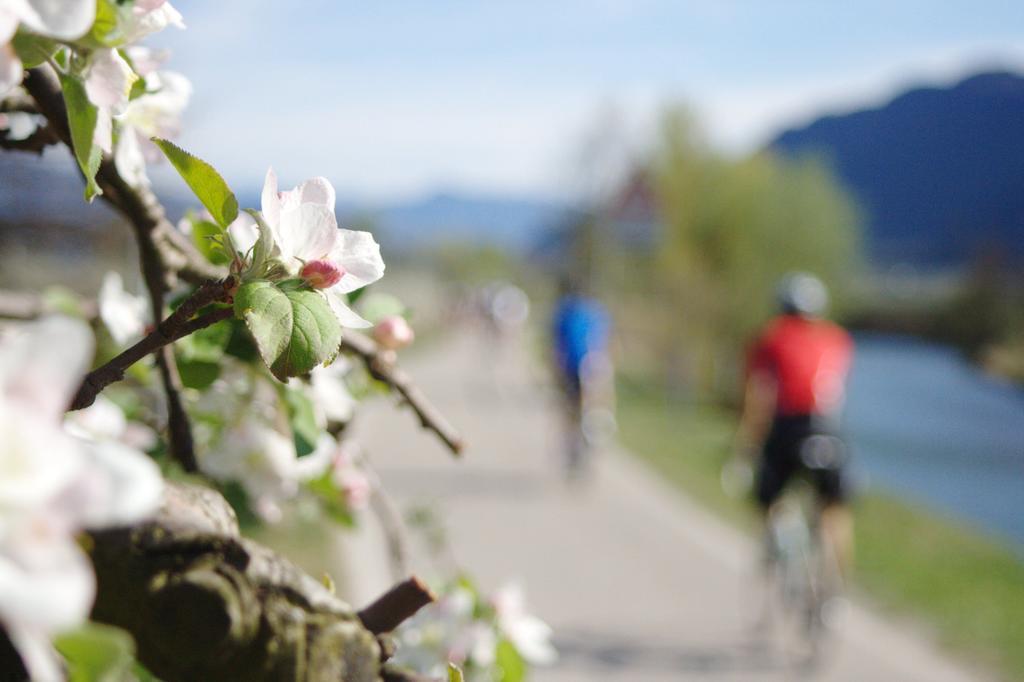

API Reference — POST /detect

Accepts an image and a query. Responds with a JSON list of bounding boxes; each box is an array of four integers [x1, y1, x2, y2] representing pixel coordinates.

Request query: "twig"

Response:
[[340, 331, 465, 456], [21, 65, 224, 286], [0, 290, 97, 320], [368, 481, 411, 582], [381, 666, 436, 682], [0, 124, 59, 154], [357, 576, 436, 635], [0, 90, 38, 114], [70, 278, 234, 412], [22, 64, 228, 473]]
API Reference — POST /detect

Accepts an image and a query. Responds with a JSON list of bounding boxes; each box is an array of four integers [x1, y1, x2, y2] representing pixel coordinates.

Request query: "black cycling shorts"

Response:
[[755, 414, 850, 509]]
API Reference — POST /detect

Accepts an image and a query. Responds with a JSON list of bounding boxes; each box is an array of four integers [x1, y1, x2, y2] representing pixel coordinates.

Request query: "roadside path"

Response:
[[349, 329, 990, 681]]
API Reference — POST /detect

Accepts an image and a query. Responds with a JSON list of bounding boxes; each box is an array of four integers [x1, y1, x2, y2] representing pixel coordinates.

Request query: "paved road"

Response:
[[347, 329, 991, 682]]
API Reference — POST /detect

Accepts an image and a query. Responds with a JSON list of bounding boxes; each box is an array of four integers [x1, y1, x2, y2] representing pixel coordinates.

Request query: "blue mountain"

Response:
[[772, 71, 1024, 268]]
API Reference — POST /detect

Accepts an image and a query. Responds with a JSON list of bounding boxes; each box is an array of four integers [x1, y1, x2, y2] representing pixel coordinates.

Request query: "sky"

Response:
[[149, 1, 1024, 202]]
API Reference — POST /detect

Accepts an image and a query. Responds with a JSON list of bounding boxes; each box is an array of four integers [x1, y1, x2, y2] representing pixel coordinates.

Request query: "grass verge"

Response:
[[616, 377, 1024, 681]]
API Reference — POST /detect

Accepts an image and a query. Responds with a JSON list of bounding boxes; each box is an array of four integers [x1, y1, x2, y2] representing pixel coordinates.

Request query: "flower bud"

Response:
[[373, 315, 414, 350], [300, 259, 345, 289]]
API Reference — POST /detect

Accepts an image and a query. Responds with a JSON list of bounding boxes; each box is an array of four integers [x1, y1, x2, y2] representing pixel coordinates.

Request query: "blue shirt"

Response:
[[552, 295, 610, 377]]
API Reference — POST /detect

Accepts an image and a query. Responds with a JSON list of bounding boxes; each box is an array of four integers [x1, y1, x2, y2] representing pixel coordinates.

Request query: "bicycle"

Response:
[[557, 352, 616, 482], [725, 434, 848, 667]]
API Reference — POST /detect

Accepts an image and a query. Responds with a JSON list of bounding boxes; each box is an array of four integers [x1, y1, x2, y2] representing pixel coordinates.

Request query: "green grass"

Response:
[[616, 377, 1024, 681]]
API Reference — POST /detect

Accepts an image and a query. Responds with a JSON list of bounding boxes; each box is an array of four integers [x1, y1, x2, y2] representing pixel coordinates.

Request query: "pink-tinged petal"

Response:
[[0, 44, 21, 98], [261, 167, 281, 229], [134, 0, 166, 11], [0, 9, 19, 44], [20, 0, 95, 40], [326, 292, 372, 329], [294, 176, 336, 212], [63, 439, 163, 529], [276, 203, 337, 263], [124, 0, 183, 41], [0, 534, 94, 633], [84, 49, 136, 114], [114, 127, 148, 188], [228, 211, 259, 255], [93, 106, 112, 154], [300, 259, 344, 289], [326, 229, 385, 294], [0, 406, 85, 512], [0, 316, 94, 420], [372, 315, 414, 350], [124, 46, 169, 78], [5, 623, 63, 682]]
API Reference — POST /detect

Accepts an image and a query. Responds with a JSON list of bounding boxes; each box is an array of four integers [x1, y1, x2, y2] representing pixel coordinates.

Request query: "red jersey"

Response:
[[747, 315, 853, 416]]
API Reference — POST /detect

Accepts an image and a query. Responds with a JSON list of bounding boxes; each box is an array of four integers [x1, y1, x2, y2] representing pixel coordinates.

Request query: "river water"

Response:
[[844, 333, 1024, 550]]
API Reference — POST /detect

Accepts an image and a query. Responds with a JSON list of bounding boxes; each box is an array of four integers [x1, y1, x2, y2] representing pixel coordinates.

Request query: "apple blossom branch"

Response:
[[69, 277, 235, 412], [21, 63, 227, 474], [21, 65, 223, 287], [340, 330, 465, 456], [15, 63, 465, 463]]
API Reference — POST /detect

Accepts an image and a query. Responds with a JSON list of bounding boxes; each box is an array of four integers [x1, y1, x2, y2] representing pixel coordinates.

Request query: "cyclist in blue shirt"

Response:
[[551, 278, 614, 479]]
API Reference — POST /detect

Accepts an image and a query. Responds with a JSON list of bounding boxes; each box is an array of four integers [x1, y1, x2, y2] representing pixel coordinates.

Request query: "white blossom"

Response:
[[122, 0, 184, 43], [0, 316, 162, 678], [491, 582, 557, 665], [0, 0, 95, 96], [114, 65, 191, 187], [201, 414, 297, 523], [256, 167, 385, 328], [98, 271, 148, 346], [308, 356, 357, 424]]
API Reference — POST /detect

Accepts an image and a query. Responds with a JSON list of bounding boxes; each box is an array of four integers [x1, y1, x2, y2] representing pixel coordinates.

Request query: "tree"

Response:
[[607, 107, 862, 400], [0, 3, 550, 680]]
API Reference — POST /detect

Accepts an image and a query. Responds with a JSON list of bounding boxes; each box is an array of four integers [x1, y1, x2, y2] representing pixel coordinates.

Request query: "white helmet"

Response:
[[777, 272, 828, 317]]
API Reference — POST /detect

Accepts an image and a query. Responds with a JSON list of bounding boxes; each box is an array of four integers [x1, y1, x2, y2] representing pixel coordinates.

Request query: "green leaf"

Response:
[[176, 358, 220, 390], [448, 663, 465, 682], [357, 292, 406, 325], [224, 318, 259, 363], [190, 219, 231, 265], [234, 281, 342, 381], [307, 471, 355, 527], [175, 314, 230, 389], [243, 208, 277, 271], [87, 0, 134, 47], [178, 317, 232, 363], [495, 639, 526, 682], [152, 138, 238, 227], [59, 74, 102, 201], [283, 385, 320, 456], [54, 622, 136, 682], [219, 480, 260, 530], [11, 32, 57, 68], [132, 661, 164, 682]]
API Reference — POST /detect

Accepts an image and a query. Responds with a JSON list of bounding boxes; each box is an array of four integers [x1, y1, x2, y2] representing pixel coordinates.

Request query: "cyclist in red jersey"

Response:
[[736, 272, 855, 576]]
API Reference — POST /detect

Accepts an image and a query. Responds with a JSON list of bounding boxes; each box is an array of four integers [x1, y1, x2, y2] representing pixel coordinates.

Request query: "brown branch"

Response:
[[368, 483, 411, 582], [70, 278, 234, 412], [0, 90, 38, 114], [381, 666, 436, 682], [0, 124, 59, 154], [340, 331, 465, 456], [90, 482, 387, 681], [0, 289, 97, 320], [357, 576, 436, 635], [21, 65, 225, 287], [22, 64, 229, 474]]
